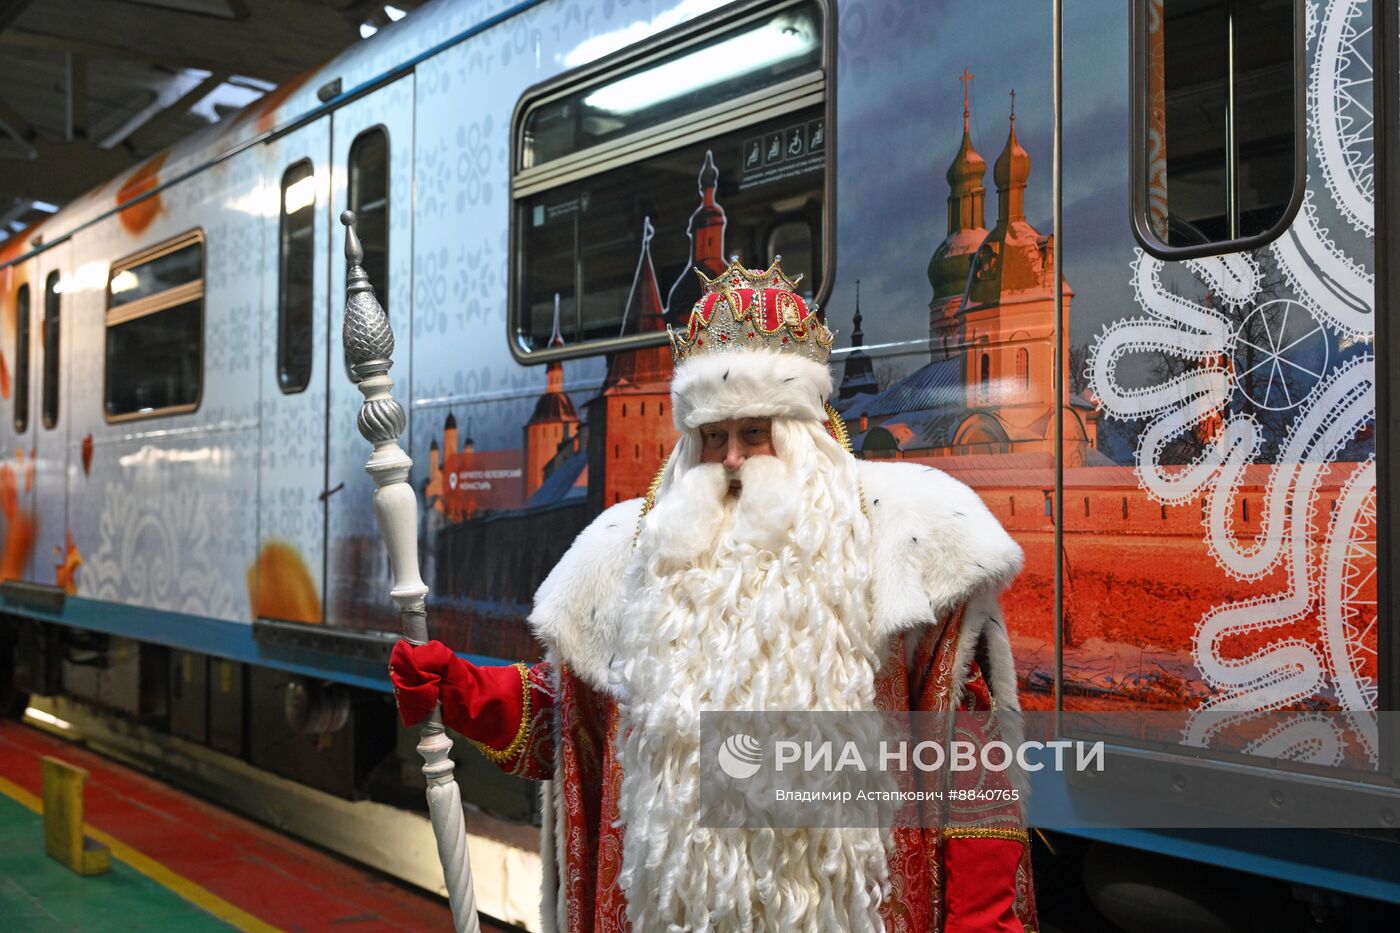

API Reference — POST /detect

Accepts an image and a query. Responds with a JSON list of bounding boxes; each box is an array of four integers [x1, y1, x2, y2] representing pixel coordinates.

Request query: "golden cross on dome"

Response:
[[1009, 88, 1016, 121], [959, 67, 974, 121]]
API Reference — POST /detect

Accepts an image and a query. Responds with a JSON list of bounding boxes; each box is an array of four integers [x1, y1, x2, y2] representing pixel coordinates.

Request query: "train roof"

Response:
[[0, 0, 539, 270]]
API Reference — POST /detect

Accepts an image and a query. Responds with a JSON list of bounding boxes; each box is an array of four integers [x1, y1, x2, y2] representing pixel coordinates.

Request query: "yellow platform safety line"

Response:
[[0, 774, 284, 933], [42, 756, 112, 875]]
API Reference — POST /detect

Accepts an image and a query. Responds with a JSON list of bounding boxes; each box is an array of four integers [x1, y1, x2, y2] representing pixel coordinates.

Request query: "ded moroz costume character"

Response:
[[392, 260, 1037, 932]]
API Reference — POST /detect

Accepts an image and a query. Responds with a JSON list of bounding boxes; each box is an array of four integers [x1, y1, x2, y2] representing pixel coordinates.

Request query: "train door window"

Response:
[[510, 0, 831, 362], [279, 159, 316, 393], [105, 230, 204, 421], [348, 128, 389, 313], [1133, 0, 1303, 256], [42, 270, 60, 428], [13, 283, 29, 433]]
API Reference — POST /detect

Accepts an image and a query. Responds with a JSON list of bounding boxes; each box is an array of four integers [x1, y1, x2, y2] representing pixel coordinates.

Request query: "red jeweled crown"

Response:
[[668, 258, 835, 366]]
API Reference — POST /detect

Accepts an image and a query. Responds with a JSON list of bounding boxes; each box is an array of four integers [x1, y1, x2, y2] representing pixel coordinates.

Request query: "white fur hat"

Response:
[[669, 349, 832, 430]]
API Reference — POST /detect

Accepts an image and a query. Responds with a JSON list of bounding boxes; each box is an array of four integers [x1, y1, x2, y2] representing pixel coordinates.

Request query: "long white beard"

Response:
[[610, 420, 891, 932]]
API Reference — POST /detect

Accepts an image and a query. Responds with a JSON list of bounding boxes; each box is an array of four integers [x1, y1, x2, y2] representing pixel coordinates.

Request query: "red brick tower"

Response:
[[664, 150, 729, 326], [524, 297, 579, 498], [588, 219, 678, 512]]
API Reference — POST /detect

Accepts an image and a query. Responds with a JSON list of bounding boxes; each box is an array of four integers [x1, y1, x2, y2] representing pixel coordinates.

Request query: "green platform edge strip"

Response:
[[0, 792, 233, 932]]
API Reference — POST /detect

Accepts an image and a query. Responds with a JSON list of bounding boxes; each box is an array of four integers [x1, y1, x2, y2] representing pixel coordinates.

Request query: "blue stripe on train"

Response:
[[0, 596, 513, 694]]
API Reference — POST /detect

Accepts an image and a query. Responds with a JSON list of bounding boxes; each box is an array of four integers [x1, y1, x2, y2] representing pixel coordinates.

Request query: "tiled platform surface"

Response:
[[0, 719, 516, 932]]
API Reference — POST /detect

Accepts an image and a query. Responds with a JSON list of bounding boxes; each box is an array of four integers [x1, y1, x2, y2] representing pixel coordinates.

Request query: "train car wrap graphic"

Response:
[[0, 0, 1383, 794]]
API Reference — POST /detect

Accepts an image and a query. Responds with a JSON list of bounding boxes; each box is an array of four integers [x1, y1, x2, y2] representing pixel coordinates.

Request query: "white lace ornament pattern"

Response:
[[1086, 0, 1377, 766]]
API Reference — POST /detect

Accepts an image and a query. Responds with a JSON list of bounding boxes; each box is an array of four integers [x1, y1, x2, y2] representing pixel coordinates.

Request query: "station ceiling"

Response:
[[0, 0, 426, 247]]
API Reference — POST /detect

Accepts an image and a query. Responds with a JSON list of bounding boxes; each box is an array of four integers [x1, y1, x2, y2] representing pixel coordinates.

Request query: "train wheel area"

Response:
[[0, 716, 520, 932]]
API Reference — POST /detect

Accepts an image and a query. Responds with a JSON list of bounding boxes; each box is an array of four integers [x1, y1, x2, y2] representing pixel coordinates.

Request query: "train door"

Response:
[[1062, 0, 1378, 758], [1, 258, 34, 583], [30, 241, 70, 584], [254, 120, 332, 625], [326, 76, 414, 632]]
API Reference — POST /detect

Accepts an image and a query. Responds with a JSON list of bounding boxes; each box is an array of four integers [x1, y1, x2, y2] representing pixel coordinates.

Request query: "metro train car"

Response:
[[0, 0, 1396, 928]]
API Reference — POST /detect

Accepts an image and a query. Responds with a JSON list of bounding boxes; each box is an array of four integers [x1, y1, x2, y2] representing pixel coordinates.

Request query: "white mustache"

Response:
[[726, 456, 795, 551], [644, 463, 732, 568]]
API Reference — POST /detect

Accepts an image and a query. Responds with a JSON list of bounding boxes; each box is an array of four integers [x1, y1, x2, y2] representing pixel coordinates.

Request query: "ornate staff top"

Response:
[[340, 209, 423, 639], [342, 209, 396, 379]]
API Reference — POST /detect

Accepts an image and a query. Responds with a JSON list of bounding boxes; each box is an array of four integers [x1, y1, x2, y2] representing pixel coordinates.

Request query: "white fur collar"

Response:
[[858, 460, 1023, 634], [527, 497, 644, 694], [527, 460, 1023, 695]]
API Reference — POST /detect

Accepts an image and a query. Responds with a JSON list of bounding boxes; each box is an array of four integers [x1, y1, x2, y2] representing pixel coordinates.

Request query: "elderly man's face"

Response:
[[698, 417, 775, 495]]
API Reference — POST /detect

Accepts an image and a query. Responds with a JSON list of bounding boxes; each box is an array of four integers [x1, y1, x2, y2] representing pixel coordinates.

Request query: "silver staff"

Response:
[[341, 210, 480, 933]]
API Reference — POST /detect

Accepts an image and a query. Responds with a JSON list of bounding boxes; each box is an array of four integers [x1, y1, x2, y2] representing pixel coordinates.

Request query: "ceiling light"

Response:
[[230, 74, 277, 92], [360, 22, 378, 39], [30, 200, 59, 213], [384, 4, 406, 21]]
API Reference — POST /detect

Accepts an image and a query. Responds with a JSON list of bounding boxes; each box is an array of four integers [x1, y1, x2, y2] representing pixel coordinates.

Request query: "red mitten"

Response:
[[389, 640, 455, 726], [388, 640, 526, 753]]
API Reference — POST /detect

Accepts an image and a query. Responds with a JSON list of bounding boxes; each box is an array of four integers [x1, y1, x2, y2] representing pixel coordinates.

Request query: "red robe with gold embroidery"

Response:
[[469, 460, 1040, 932]]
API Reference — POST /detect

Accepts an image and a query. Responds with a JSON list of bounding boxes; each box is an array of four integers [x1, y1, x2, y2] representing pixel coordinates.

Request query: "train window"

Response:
[[278, 159, 316, 394], [510, 0, 831, 362], [42, 270, 60, 429], [1133, 0, 1303, 256], [348, 128, 389, 315], [105, 230, 204, 421], [13, 283, 29, 433]]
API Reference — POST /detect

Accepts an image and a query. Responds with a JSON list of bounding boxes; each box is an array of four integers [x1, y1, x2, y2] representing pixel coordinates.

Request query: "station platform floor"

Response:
[[0, 718, 515, 932]]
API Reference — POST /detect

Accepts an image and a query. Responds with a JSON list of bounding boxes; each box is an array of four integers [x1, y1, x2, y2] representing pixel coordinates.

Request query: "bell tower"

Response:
[[950, 91, 1094, 459], [838, 280, 878, 401], [927, 68, 988, 359]]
